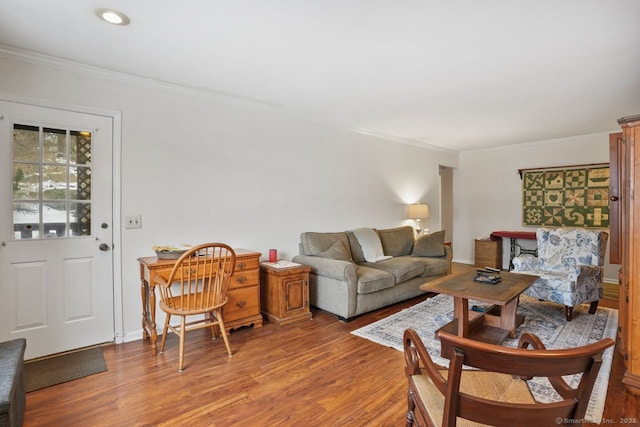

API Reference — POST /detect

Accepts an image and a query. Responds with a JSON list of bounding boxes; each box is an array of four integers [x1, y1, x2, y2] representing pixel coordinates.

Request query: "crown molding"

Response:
[[353, 126, 458, 154], [0, 44, 282, 112], [0, 44, 459, 154]]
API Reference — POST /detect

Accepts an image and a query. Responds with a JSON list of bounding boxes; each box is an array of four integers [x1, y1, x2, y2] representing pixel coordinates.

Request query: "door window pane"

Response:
[[12, 123, 93, 240], [12, 124, 39, 162], [43, 203, 67, 237], [72, 166, 91, 200], [43, 127, 67, 163], [42, 165, 67, 200], [13, 163, 39, 200], [71, 202, 91, 236], [70, 130, 91, 165], [13, 202, 40, 239]]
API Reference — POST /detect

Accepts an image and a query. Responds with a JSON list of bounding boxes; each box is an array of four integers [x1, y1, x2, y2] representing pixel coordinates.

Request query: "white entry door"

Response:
[[0, 100, 114, 360]]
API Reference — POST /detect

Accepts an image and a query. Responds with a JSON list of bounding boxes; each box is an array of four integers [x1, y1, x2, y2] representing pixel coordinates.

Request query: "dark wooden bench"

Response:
[[0, 339, 26, 427]]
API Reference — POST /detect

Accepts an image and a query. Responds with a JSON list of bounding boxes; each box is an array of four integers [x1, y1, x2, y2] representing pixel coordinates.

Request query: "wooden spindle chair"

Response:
[[155, 243, 236, 372]]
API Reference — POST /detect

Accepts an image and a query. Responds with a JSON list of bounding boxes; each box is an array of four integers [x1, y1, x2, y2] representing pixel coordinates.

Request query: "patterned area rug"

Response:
[[352, 294, 617, 423]]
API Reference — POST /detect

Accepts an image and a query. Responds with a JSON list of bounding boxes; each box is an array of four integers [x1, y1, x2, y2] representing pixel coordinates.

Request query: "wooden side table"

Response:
[[260, 261, 312, 326]]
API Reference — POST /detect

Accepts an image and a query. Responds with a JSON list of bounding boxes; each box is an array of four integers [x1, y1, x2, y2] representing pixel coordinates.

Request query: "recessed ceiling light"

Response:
[[96, 8, 130, 26]]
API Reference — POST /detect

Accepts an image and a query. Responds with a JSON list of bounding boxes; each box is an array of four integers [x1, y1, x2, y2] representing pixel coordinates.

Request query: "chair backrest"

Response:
[[404, 328, 614, 427], [158, 243, 236, 313], [536, 227, 608, 272]]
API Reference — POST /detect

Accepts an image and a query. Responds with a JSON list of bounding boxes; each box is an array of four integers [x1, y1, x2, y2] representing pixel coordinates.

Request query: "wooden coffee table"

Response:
[[420, 269, 537, 353]]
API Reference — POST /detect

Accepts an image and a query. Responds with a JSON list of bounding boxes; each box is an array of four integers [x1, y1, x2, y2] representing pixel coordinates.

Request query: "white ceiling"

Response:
[[1, 1, 639, 152]]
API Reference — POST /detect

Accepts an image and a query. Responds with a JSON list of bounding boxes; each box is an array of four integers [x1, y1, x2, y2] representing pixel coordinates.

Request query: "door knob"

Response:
[[99, 243, 110, 251]]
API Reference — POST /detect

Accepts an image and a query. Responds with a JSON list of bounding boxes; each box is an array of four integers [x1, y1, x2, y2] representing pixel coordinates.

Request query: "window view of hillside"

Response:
[[12, 124, 92, 239]]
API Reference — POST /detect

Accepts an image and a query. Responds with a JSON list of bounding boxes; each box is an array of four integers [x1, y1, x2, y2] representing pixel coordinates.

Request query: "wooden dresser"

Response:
[[138, 249, 263, 355], [610, 115, 640, 395]]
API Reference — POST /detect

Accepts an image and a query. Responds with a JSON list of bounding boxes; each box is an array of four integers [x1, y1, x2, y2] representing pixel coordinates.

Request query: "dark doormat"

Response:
[[25, 346, 107, 392]]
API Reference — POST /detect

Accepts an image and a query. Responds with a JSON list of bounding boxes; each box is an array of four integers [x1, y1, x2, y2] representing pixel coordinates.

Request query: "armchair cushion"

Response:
[[511, 254, 540, 272], [536, 227, 607, 273]]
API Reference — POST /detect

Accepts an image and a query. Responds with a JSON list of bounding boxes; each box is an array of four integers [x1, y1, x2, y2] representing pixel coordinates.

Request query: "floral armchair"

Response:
[[512, 227, 608, 321]]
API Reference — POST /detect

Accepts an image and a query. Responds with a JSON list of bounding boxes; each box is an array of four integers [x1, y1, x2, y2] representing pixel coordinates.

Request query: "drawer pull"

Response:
[[183, 269, 197, 275], [236, 276, 247, 284], [236, 300, 247, 308], [237, 262, 246, 270]]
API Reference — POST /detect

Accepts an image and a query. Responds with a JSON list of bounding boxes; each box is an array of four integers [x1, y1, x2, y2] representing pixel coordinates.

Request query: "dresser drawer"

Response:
[[223, 286, 260, 322], [229, 270, 259, 289], [144, 266, 173, 284], [235, 257, 259, 272]]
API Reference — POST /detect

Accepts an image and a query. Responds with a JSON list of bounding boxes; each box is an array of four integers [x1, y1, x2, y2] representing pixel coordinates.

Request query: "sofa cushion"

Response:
[[409, 256, 451, 277], [412, 230, 446, 257], [315, 240, 351, 261], [300, 232, 352, 261], [360, 257, 425, 284], [377, 226, 415, 256], [356, 266, 395, 294]]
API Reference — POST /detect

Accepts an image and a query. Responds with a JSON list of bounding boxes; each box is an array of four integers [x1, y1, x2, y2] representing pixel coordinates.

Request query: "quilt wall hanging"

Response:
[[520, 164, 609, 228]]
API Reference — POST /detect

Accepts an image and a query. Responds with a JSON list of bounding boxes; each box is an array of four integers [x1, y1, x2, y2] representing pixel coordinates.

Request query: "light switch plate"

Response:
[[125, 214, 142, 229]]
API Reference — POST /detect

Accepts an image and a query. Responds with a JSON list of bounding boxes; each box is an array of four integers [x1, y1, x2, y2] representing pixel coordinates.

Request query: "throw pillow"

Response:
[[377, 226, 415, 256], [412, 230, 446, 257], [303, 232, 352, 260], [316, 240, 351, 261]]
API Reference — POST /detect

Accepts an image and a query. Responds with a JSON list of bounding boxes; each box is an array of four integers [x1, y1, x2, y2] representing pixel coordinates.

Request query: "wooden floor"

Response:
[[24, 264, 638, 426]]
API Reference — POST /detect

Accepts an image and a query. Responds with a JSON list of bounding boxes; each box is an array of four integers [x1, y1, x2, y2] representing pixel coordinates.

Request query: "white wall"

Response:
[[0, 55, 458, 341], [453, 133, 620, 282]]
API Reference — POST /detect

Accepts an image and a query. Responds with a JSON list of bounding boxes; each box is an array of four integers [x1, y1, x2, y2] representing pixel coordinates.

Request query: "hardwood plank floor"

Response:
[[24, 264, 638, 426]]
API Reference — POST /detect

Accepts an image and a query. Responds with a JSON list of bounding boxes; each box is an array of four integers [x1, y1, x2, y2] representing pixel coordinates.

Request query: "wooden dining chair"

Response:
[[155, 243, 236, 372], [403, 328, 614, 427]]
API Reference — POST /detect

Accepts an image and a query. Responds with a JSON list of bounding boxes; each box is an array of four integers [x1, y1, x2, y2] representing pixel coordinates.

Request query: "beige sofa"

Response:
[[292, 226, 452, 320]]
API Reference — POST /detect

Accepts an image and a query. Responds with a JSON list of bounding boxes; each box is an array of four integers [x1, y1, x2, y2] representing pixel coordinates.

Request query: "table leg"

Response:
[[501, 296, 519, 338], [453, 297, 469, 337], [141, 277, 158, 355], [140, 278, 148, 341], [149, 286, 157, 355]]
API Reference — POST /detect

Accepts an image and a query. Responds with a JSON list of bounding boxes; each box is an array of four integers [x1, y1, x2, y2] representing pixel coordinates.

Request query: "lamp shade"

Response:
[[407, 203, 430, 219]]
